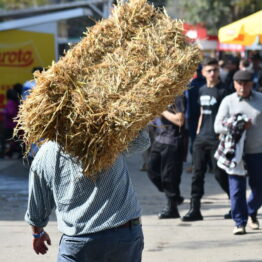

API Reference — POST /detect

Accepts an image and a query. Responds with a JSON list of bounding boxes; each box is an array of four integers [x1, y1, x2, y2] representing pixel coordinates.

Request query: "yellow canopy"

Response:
[[218, 10, 262, 46]]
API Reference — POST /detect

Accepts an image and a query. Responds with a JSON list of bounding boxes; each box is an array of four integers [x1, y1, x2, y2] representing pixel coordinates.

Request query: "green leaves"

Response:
[[147, 0, 167, 8], [0, 0, 49, 10], [175, 0, 262, 34]]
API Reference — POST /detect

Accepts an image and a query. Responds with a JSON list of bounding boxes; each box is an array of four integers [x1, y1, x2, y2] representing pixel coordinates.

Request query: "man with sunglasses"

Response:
[[214, 70, 262, 234], [182, 57, 230, 222]]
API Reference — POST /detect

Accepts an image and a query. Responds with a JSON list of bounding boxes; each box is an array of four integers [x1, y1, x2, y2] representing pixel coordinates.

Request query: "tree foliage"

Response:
[[147, 0, 167, 8], [0, 0, 168, 11], [0, 0, 53, 10], [177, 0, 262, 34]]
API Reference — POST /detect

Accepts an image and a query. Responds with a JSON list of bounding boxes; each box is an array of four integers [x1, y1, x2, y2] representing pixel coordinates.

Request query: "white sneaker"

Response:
[[233, 226, 246, 235], [248, 217, 259, 230]]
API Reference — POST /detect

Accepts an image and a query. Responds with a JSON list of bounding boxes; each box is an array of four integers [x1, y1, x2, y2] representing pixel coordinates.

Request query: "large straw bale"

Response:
[[15, 0, 201, 178]]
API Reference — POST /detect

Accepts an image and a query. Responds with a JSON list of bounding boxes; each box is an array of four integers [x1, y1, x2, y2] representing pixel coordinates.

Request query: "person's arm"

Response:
[[161, 110, 184, 127], [196, 108, 203, 135], [214, 97, 230, 134], [195, 88, 202, 135], [25, 163, 55, 255]]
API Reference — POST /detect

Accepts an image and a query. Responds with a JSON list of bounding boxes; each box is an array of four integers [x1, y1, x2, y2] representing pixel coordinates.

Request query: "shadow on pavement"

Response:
[[228, 260, 262, 262], [0, 159, 58, 221]]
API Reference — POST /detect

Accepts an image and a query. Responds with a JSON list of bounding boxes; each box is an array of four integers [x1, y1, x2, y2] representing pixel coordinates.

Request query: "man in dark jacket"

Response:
[[147, 95, 187, 219]]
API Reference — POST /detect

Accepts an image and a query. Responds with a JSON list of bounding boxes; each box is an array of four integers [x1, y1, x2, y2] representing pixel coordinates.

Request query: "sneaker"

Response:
[[248, 216, 259, 230], [233, 226, 246, 235]]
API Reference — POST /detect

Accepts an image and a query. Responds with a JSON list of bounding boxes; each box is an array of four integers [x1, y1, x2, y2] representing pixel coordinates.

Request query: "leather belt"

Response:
[[117, 218, 141, 229]]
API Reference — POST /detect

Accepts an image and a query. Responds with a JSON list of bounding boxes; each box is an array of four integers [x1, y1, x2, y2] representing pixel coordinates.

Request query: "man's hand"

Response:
[[33, 232, 51, 255], [174, 112, 184, 127]]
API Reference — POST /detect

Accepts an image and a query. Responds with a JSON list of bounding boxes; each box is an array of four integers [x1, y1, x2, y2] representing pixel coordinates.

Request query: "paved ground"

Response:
[[0, 154, 262, 262]]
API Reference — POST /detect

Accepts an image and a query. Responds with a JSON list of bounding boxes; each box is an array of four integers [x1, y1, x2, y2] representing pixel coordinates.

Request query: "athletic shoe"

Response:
[[248, 216, 259, 230], [233, 226, 246, 235]]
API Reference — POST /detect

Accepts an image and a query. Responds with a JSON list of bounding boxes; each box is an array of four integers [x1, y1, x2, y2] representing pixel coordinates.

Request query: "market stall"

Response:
[[218, 10, 262, 46]]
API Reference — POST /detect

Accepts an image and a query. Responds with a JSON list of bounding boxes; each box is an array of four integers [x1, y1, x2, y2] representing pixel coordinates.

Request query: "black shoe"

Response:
[[181, 198, 203, 222], [158, 197, 180, 219], [182, 210, 203, 221], [158, 209, 180, 219], [177, 196, 184, 205], [224, 210, 232, 219]]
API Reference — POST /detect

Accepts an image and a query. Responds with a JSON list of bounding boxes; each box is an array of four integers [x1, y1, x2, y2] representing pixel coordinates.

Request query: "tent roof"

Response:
[[218, 10, 262, 46]]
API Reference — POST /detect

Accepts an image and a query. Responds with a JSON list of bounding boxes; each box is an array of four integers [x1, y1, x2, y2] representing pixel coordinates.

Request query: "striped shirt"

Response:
[[25, 130, 150, 236]]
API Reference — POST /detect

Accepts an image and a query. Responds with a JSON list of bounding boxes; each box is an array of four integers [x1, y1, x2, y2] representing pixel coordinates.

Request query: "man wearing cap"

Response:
[[215, 70, 262, 235]]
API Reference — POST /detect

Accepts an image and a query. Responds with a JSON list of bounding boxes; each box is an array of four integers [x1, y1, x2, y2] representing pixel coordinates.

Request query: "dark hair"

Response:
[[251, 53, 261, 61], [32, 67, 43, 73], [227, 56, 240, 66], [241, 59, 250, 68], [6, 88, 19, 101], [13, 83, 23, 96], [202, 57, 218, 67]]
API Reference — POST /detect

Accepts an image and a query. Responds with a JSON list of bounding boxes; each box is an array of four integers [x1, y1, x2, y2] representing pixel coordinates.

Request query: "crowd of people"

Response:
[[0, 67, 43, 160], [2, 53, 262, 260], [144, 53, 262, 236], [0, 83, 22, 158]]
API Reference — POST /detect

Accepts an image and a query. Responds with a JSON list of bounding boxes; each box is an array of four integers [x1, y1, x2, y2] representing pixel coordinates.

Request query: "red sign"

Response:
[[0, 49, 34, 67], [183, 23, 207, 40]]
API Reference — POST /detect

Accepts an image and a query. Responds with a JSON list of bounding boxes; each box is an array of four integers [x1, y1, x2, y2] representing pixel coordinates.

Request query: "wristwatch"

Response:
[[32, 231, 45, 239]]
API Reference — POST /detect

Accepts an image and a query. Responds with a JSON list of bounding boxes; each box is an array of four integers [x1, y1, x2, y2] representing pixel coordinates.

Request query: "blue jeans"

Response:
[[57, 225, 144, 262], [229, 153, 262, 227], [229, 175, 248, 227]]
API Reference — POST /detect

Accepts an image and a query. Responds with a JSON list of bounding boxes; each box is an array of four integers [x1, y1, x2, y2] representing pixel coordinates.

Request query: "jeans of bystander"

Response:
[[229, 153, 262, 227]]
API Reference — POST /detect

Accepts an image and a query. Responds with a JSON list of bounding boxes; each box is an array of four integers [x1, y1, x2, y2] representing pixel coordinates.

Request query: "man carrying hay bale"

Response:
[[15, 0, 200, 179], [19, 0, 201, 260], [25, 131, 150, 261]]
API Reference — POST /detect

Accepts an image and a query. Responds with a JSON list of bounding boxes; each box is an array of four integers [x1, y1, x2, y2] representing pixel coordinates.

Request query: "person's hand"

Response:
[[175, 112, 184, 127], [33, 232, 51, 255]]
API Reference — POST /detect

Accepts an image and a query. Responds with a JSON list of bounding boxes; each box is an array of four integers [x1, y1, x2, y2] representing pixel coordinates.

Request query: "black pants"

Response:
[[191, 136, 229, 199], [147, 141, 183, 200]]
